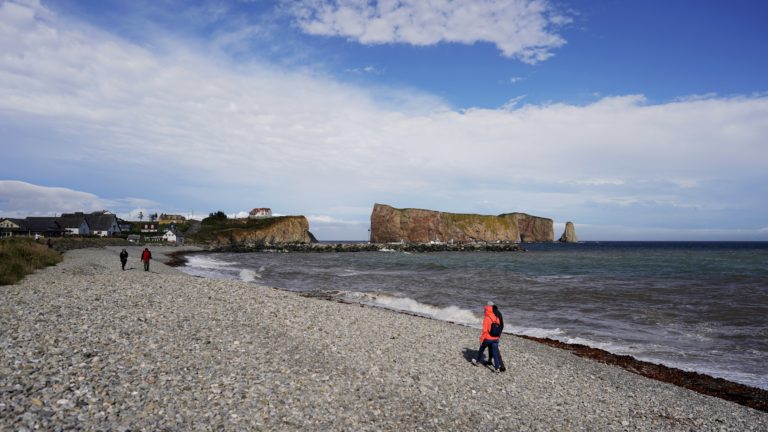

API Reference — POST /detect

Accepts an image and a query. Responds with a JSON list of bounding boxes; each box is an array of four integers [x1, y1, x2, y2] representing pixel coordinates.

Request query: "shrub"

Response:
[[0, 238, 63, 285]]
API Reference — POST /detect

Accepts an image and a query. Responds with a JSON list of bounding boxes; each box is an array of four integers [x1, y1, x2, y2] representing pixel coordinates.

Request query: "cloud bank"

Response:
[[1, 0, 767, 240], [287, 0, 569, 63]]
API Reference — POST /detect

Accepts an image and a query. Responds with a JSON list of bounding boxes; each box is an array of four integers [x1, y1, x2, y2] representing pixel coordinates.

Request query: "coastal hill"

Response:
[[370, 203, 554, 243], [186, 214, 316, 248]]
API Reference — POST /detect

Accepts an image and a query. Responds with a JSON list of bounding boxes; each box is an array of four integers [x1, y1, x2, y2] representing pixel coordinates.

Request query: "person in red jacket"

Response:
[[141, 248, 152, 272], [471, 301, 503, 372]]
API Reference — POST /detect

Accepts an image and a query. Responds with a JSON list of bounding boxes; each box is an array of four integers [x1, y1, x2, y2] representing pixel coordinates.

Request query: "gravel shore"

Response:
[[2, 247, 767, 431]]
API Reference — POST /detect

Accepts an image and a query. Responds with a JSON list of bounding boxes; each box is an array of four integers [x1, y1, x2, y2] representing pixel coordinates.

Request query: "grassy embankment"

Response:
[[0, 238, 63, 285]]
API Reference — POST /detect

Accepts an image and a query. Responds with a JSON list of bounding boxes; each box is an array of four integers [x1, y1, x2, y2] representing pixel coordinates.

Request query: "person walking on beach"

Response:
[[472, 301, 503, 372], [486, 305, 506, 371], [140, 248, 152, 272], [119, 248, 129, 270]]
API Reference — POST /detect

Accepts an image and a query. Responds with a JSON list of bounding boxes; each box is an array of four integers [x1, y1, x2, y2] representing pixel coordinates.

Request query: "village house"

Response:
[[139, 222, 159, 233], [58, 213, 91, 236], [17, 217, 66, 237], [249, 208, 272, 219], [84, 211, 121, 237], [162, 225, 185, 245], [1, 211, 120, 238], [0, 218, 26, 237]]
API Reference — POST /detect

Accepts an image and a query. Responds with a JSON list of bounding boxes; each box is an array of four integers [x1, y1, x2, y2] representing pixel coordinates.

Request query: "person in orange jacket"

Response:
[[472, 301, 503, 372], [141, 248, 152, 272]]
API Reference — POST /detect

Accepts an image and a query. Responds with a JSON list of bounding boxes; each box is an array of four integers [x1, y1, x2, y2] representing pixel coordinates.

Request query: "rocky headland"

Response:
[[187, 215, 316, 249], [370, 203, 554, 243]]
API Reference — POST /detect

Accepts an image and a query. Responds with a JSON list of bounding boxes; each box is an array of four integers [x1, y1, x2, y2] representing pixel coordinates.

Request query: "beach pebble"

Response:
[[1, 246, 766, 430]]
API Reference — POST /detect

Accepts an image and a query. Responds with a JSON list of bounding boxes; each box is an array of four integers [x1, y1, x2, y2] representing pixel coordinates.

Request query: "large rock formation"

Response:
[[558, 221, 578, 243], [190, 216, 316, 248], [370, 204, 553, 243]]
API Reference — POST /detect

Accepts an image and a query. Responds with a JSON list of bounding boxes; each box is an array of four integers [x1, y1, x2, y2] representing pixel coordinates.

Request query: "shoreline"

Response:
[[169, 248, 768, 413], [2, 246, 766, 430]]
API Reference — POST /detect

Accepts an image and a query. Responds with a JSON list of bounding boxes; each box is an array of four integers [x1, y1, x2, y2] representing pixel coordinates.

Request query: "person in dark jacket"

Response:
[[471, 301, 503, 372], [119, 249, 129, 270], [141, 248, 152, 271]]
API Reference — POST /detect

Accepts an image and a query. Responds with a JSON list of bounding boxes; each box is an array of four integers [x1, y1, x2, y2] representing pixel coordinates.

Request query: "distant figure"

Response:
[[34, 233, 40, 241], [120, 249, 129, 270], [141, 248, 152, 272], [471, 301, 504, 372], [46, 238, 53, 249]]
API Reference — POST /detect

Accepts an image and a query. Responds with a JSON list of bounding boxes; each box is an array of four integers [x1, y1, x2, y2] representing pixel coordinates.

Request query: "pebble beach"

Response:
[[2, 247, 767, 431]]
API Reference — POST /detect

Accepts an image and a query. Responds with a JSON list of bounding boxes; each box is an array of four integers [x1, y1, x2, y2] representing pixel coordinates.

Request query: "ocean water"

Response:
[[178, 242, 768, 390]]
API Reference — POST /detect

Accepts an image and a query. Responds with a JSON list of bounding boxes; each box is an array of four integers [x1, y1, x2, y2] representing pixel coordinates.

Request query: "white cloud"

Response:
[[573, 178, 625, 186], [308, 215, 366, 224], [1, 2, 768, 240], [0, 180, 108, 217], [346, 65, 381, 74], [0, 180, 162, 220], [287, 0, 570, 63]]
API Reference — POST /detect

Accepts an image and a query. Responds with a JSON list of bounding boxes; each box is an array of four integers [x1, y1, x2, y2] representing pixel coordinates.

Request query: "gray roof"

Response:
[[84, 212, 118, 231], [23, 217, 63, 232], [57, 214, 88, 229], [0, 218, 26, 227]]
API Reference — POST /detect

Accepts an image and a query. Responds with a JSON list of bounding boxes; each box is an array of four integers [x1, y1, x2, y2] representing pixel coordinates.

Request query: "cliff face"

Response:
[[370, 204, 553, 243], [558, 221, 578, 243], [515, 213, 555, 243], [192, 216, 316, 248]]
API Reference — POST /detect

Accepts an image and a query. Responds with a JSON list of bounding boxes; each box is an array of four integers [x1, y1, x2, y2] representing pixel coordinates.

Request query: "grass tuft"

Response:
[[0, 238, 63, 285]]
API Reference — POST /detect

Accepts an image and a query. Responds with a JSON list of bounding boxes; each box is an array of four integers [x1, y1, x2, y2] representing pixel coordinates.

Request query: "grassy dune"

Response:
[[0, 238, 63, 285]]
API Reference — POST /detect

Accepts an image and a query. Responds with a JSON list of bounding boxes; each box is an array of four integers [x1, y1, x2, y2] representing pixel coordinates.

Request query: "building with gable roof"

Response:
[[84, 211, 121, 237], [58, 213, 91, 236], [249, 208, 272, 219]]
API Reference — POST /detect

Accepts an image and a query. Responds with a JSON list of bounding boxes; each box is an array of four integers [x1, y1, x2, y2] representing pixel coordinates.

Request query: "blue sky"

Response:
[[1, 0, 767, 240]]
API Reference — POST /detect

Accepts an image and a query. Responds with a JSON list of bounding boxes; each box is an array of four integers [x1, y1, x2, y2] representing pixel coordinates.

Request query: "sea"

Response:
[[177, 241, 768, 390]]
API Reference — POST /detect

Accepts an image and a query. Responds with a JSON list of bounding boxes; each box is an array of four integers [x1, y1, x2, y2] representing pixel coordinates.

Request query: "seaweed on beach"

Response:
[[520, 335, 768, 413]]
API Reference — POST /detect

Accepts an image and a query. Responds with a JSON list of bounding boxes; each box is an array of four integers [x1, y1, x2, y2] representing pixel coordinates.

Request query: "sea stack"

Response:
[[558, 221, 578, 243]]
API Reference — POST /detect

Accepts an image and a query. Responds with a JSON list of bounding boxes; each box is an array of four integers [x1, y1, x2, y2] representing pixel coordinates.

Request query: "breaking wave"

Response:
[[339, 292, 481, 326]]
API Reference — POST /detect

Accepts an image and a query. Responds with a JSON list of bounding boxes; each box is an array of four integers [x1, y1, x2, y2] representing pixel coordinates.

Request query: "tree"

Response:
[[138, 211, 144, 221]]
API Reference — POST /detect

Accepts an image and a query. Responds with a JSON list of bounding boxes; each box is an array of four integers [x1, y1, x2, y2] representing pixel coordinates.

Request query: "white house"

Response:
[[58, 213, 91, 236], [249, 208, 272, 219], [162, 226, 184, 245], [85, 211, 121, 237], [162, 229, 175, 242]]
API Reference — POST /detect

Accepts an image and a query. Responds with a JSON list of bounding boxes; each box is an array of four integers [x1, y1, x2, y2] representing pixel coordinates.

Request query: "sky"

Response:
[[1, 0, 767, 241]]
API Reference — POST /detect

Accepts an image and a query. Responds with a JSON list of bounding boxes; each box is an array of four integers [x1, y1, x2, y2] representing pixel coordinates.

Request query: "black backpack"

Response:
[[489, 306, 504, 337]]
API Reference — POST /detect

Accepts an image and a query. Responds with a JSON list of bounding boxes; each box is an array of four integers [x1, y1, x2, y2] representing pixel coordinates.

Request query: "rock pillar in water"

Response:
[[558, 221, 578, 243]]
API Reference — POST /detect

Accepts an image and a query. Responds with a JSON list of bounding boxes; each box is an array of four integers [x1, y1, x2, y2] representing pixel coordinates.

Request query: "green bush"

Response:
[[0, 238, 63, 285]]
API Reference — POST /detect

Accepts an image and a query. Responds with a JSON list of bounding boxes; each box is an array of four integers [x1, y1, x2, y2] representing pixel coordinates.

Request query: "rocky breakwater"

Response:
[[188, 215, 316, 250], [370, 203, 553, 243], [255, 242, 525, 253]]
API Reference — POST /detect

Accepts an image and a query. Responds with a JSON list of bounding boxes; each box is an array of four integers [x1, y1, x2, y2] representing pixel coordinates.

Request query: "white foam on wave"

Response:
[[239, 269, 259, 282], [341, 292, 481, 326], [186, 255, 237, 270], [507, 325, 565, 339], [558, 335, 641, 356]]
